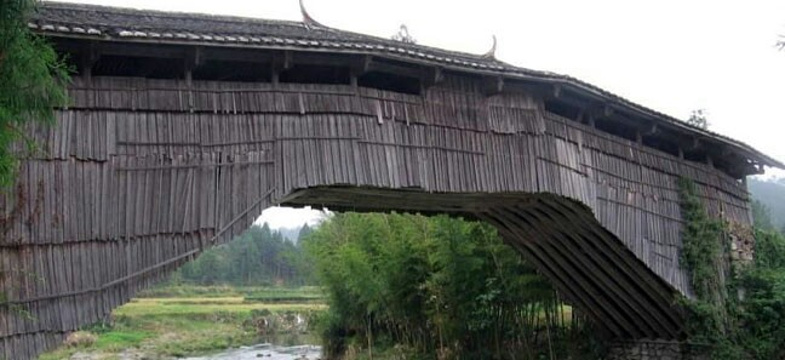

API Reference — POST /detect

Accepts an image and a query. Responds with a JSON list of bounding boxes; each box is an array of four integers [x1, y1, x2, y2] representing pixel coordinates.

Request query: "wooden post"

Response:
[[553, 84, 562, 98], [271, 50, 292, 87], [575, 109, 585, 124], [80, 41, 100, 83], [184, 47, 202, 112], [421, 66, 444, 91], [482, 76, 504, 96]]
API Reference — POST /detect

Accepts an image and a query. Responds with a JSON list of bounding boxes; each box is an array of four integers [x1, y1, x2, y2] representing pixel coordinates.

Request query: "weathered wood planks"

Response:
[[0, 73, 754, 358]]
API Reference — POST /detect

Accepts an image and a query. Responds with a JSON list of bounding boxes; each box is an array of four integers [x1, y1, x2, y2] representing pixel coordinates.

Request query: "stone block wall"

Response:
[[606, 340, 710, 360]]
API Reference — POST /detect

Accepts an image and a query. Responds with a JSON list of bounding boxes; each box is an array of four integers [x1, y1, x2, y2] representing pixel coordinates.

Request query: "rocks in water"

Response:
[[245, 310, 313, 335]]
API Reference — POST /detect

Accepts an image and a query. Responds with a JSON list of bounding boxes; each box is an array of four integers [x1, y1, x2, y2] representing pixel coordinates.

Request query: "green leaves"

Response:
[[679, 178, 785, 359], [0, 0, 70, 187], [304, 212, 587, 359], [178, 224, 312, 286], [678, 177, 725, 302]]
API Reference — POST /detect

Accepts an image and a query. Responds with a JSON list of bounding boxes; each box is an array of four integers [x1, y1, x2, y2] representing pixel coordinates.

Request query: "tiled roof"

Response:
[[30, 1, 784, 169]]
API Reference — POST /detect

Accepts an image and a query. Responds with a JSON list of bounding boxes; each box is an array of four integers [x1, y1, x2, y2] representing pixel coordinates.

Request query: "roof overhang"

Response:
[[30, 1, 785, 176]]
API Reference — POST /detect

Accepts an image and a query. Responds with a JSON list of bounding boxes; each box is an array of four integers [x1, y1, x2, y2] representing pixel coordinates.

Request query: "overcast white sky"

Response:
[[56, 0, 785, 227]]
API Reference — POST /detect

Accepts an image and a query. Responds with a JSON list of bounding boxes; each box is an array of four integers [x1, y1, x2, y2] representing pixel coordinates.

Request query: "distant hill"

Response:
[[748, 177, 785, 229]]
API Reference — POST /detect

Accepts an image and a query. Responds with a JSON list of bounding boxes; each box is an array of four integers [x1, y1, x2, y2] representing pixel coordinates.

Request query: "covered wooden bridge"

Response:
[[2, 2, 782, 358]]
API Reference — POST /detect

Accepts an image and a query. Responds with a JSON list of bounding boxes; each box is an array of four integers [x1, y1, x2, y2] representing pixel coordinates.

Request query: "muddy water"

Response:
[[184, 343, 321, 360]]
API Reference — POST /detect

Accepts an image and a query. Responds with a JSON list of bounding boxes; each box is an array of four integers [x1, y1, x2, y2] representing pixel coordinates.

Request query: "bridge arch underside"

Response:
[[284, 186, 684, 339]]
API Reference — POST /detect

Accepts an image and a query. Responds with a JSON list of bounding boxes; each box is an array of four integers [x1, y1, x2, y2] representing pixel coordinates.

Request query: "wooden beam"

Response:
[[79, 41, 100, 81], [184, 46, 203, 83], [690, 137, 700, 151], [421, 66, 445, 89], [271, 50, 293, 85], [482, 76, 504, 96], [721, 147, 732, 157], [202, 47, 273, 63], [603, 104, 614, 118], [349, 54, 372, 75], [366, 59, 423, 79], [585, 104, 610, 121], [91, 41, 186, 59], [271, 50, 293, 72], [553, 84, 562, 98], [575, 109, 585, 124], [644, 123, 658, 136]]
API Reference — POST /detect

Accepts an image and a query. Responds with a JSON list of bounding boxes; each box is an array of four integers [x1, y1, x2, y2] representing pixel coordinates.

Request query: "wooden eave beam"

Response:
[[290, 51, 355, 68], [94, 41, 187, 59], [201, 47, 274, 63], [366, 59, 423, 79]]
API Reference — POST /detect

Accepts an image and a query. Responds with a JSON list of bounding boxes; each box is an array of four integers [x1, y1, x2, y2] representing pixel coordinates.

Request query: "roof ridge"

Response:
[[39, 1, 302, 27], [37, 1, 506, 63]]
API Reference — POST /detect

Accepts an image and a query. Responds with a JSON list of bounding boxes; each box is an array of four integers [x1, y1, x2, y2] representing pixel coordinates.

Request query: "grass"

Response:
[[117, 297, 324, 317], [136, 284, 323, 299], [39, 285, 326, 360]]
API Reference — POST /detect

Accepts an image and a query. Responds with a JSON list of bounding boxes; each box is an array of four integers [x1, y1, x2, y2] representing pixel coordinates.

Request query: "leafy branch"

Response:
[[0, 0, 70, 187]]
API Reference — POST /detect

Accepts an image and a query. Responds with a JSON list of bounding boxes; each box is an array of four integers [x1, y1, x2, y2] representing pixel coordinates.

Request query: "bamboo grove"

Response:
[[303, 212, 605, 359]]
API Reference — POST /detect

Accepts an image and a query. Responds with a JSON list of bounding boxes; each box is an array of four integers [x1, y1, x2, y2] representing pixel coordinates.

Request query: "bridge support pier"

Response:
[[606, 339, 709, 360]]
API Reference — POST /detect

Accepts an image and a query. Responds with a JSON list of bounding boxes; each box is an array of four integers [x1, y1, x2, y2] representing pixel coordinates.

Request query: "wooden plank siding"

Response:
[[0, 73, 750, 359]]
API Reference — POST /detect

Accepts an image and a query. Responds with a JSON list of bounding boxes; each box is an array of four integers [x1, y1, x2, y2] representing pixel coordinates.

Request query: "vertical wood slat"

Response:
[[4, 73, 756, 359]]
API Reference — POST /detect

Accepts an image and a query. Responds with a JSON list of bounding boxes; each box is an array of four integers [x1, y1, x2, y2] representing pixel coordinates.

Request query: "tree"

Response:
[[687, 109, 709, 129], [297, 223, 313, 241], [176, 224, 315, 286], [0, 0, 69, 187], [305, 212, 590, 359], [752, 199, 775, 231]]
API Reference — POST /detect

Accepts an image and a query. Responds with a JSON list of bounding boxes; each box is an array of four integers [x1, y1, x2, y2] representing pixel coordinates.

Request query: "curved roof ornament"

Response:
[[299, 0, 326, 29], [481, 35, 497, 59]]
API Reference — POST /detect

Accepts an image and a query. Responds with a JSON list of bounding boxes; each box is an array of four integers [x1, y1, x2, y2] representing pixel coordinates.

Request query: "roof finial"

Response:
[[482, 35, 497, 59], [299, 0, 326, 29]]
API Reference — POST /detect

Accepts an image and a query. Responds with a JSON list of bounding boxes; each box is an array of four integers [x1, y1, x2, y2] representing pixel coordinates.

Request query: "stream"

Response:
[[184, 343, 322, 360]]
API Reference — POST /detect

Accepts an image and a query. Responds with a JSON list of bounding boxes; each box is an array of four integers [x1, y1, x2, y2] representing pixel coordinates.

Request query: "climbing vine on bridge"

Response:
[[678, 177, 727, 303], [678, 177, 785, 359], [678, 177, 735, 356]]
